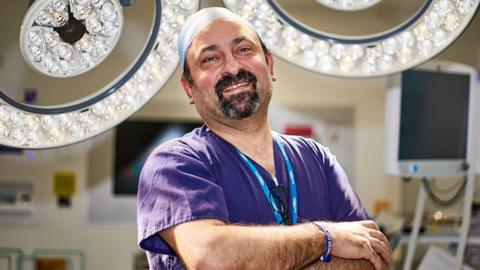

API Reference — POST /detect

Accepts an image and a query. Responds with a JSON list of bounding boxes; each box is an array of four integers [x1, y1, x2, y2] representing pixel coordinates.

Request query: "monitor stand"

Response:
[[402, 169, 477, 270]]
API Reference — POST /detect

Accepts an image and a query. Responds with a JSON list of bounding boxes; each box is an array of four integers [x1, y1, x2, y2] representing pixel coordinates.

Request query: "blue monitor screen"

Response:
[[399, 70, 470, 160]]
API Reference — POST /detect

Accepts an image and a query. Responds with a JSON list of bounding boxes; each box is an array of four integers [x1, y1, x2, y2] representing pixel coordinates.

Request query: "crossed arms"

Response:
[[160, 219, 392, 270]]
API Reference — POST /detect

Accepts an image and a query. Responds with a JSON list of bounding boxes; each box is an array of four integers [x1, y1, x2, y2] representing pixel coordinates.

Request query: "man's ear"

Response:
[[266, 52, 276, 82], [181, 78, 195, 104]]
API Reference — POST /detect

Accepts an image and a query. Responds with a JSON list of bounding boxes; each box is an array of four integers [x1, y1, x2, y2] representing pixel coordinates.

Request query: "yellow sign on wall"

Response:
[[53, 172, 76, 196]]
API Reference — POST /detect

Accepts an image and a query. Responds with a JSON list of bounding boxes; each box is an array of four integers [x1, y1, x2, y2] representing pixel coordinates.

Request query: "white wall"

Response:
[[0, 143, 138, 270]]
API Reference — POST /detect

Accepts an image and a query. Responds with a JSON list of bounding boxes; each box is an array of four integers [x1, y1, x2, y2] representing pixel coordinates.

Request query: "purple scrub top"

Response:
[[137, 125, 369, 269]]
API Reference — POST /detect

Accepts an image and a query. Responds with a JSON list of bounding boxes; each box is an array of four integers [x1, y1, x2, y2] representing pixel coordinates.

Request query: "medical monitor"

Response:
[[384, 61, 477, 177], [114, 120, 202, 195]]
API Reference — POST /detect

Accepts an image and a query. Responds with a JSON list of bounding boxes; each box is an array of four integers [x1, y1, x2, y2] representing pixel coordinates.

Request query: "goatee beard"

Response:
[[215, 70, 261, 120]]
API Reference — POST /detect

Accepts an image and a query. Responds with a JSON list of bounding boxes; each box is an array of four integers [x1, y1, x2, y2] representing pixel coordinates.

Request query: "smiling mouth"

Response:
[[223, 81, 251, 93]]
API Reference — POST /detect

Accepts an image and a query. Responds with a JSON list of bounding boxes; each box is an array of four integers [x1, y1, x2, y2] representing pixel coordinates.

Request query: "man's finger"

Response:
[[369, 237, 392, 264], [362, 220, 380, 231], [368, 250, 384, 270], [370, 229, 392, 253]]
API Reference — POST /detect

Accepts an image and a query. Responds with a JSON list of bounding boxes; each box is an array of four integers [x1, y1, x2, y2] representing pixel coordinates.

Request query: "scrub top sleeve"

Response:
[[137, 144, 229, 255], [313, 141, 370, 221]]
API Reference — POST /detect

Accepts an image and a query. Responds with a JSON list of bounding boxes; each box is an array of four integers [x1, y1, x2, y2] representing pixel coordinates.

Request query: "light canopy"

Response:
[[0, 0, 199, 149], [223, 0, 479, 77]]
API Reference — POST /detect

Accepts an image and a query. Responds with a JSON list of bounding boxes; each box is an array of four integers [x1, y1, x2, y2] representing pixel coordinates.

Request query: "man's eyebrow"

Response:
[[231, 36, 249, 46], [198, 44, 218, 55]]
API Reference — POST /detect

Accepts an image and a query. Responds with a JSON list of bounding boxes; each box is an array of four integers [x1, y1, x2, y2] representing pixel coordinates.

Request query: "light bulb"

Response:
[[20, 0, 124, 77], [315, 0, 382, 11]]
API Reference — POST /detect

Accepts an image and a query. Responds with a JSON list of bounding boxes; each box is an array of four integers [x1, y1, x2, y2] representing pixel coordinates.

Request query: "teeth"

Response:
[[225, 81, 248, 91]]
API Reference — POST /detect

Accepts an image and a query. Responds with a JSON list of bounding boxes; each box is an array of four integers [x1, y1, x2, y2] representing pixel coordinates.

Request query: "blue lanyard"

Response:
[[236, 133, 298, 225]]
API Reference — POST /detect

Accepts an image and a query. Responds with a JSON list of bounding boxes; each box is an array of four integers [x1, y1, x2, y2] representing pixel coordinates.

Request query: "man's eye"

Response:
[[239, 47, 252, 53], [202, 56, 217, 63]]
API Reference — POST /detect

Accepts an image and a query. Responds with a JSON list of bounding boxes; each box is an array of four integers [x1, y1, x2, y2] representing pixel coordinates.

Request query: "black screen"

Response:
[[0, 145, 22, 153], [399, 70, 470, 160], [114, 120, 202, 195]]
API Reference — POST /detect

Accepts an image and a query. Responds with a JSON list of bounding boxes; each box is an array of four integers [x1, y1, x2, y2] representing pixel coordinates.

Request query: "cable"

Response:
[[431, 177, 465, 195], [421, 176, 467, 207]]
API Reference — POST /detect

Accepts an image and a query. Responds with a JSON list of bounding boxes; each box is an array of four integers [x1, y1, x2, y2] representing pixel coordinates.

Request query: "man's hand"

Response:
[[320, 220, 392, 270]]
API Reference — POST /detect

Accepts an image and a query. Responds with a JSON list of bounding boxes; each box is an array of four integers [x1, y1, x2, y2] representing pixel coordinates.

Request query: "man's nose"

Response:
[[222, 53, 242, 75]]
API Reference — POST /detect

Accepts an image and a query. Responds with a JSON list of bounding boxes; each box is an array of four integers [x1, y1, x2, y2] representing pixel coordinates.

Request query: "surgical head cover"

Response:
[[177, 7, 256, 66]]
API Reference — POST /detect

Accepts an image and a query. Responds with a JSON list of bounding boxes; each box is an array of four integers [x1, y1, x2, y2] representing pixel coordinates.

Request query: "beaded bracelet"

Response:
[[313, 222, 332, 262]]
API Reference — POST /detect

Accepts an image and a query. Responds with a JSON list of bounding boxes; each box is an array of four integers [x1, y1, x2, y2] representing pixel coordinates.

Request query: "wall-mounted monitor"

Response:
[[114, 120, 203, 195], [384, 61, 478, 177], [0, 145, 23, 154]]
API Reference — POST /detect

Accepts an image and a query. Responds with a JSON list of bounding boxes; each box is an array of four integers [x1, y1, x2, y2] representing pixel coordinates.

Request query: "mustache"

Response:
[[215, 70, 257, 97]]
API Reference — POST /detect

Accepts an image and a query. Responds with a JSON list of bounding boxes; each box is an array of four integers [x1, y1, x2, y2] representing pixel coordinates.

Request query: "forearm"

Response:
[[302, 257, 375, 270], [163, 219, 391, 270], [188, 222, 326, 270]]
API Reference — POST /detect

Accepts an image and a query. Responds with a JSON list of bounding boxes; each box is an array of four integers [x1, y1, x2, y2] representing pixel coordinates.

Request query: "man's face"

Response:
[[182, 19, 274, 122]]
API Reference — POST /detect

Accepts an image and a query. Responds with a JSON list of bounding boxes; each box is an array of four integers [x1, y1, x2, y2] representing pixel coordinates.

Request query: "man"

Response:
[[138, 7, 392, 270]]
